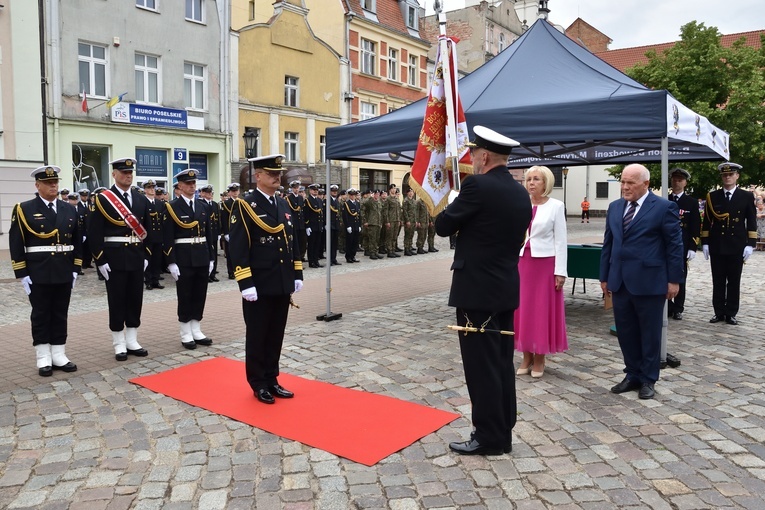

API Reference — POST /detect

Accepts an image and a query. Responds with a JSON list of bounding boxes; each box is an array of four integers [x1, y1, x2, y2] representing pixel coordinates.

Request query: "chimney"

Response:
[[538, 0, 549, 20]]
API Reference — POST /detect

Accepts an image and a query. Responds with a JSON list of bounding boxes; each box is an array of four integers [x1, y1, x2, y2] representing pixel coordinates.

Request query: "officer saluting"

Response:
[[163, 169, 216, 349], [9, 166, 83, 376], [89, 157, 151, 360], [228, 155, 304, 404]]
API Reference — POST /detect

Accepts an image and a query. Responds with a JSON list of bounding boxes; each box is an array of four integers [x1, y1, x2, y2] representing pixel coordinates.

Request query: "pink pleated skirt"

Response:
[[513, 250, 568, 354]]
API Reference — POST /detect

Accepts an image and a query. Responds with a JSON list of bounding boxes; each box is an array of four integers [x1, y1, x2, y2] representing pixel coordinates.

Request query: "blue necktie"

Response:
[[623, 201, 637, 231]]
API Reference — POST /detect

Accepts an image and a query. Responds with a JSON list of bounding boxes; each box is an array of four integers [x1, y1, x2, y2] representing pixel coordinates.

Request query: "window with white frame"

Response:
[[387, 49, 398, 81], [78, 42, 108, 97], [136, 0, 157, 10], [499, 33, 505, 52], [406, 5, 418, 29], [360, 102, 377, 121], [184, 62, 206, 110], [135, 53, 160, 104], [361, 39, 376, 76], [360, 0, 376, 12], [284, 132, 299, 161], [408, 55, 418, 86], [284, 76, 298, 107], [319, 135, 326, 162], [186, 0, 203, 22]]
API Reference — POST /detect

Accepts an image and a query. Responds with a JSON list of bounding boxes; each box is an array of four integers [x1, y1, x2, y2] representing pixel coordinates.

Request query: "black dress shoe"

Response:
[[52, 362, 77, 372], [127, 348, 149, 357], [331, 261, 341, 266], [709, 315, 723, 323], [255, 389, 275, 404], [672, 312, 683, 320], [394, 247, 404, 252], [152, 283, 164, 289], [351, 258, 360, 263], [115, 352, 128, 361], [228, 273, 235, 280], [194, 337, 213, 346], [39, 366, 53, 377], [428, 247, 439, 252], [449, 439, 503, 456], [639, 383, 655, 399], [145, 283, 153, 290], [666, 353, 681, 368], [210, 275, 219, 282], [182, 341, 197, 350], [269, 384, 294, 398], [725, 316, 738, 325], [610, 377, 641, 394]]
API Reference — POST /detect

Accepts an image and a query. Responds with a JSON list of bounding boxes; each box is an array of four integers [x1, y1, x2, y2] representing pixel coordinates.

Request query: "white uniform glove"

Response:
[[72, 272, 78, 289], [702, 245, 709, 260], [209, 261, 214, 275], [294, 280, 303, 293], [743, 245, 754, 262], [168, 263, 181, 281], [306, 228, 312, 237], [448, 189, 459, 205], [347, 227, 352, 233], [21, 276, 33, 296], [98, 263, 112, 281], [83, 236, 87, 242], [686, 250, 696, 261], [144, 259, 149, 271], [241, 287, 258, 302], [224, 234, 230, 241]]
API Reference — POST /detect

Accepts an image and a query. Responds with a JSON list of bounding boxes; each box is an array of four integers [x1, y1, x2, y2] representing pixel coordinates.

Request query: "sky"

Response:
[[420, 0, 765, 49]]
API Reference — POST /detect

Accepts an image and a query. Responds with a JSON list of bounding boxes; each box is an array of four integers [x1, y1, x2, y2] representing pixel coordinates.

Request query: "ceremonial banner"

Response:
[[409, 36, 471, 216]]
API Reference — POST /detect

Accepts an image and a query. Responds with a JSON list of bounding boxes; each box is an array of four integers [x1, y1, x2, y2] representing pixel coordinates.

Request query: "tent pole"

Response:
[[437, 5, 461, 191], [317, 158, 342, 322], [660, 136, 668, 362]]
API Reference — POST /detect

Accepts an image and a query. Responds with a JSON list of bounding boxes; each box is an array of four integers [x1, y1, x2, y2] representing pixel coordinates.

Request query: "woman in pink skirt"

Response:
[[514, 166, 568, 378]]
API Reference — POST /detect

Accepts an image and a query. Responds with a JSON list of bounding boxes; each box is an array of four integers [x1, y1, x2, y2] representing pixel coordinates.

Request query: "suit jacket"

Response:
[[228, 191, 303, 296], [600, 191, 684, 295], [304, 194, 324, 230], [76, 200, 90, 240], [701, 187, 757, 255], [286, 192, 305, 231], [203, 199, 221, 237], [145, 198, 165, 244], [670, 192, 700, 254], [9, 197, 83, 284], [220, 197, 236, 236], [342, 200, 361, 232], [434, 166, 531, 312], [163, 197, 215, 267], [519, 198, 568, 277], [88, 185, 151, 271], [328, 196, 341, 230]]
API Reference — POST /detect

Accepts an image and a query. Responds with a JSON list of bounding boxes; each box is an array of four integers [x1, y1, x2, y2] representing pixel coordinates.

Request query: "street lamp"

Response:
[[242, 129, 258, 192], [562, 166, 569, 221]]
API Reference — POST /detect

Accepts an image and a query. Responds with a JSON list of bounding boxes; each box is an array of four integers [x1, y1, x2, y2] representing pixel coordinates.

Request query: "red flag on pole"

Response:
[[409, 36, 470, 216], [81, 88, 88, 113]]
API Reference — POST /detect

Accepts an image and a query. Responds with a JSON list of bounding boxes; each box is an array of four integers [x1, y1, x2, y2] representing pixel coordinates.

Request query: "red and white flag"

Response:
[[409, 36, 470, 216], [81, 87, 88, 113]]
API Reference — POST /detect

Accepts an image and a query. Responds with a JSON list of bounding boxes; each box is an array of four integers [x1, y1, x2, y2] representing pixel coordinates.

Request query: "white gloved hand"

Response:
[[209, 261, 214, 275], [144, 259, 149, 271], [347, 227, 352, 234], [241, 287, 258, 302], [686, 250, 696, 261], [743, 245, 754, 262], [83, 236, 87, 242], [702, 245, 709, 260], [448, 189, 459, 205], [72, 272, 78, 289], [306, 228, 312, 237], [98, 263, 112, 281], [224, 234, 230, 241], [168, 263, 181, 281], [21, 276, 33, 296], [294, 280, 303, 293]]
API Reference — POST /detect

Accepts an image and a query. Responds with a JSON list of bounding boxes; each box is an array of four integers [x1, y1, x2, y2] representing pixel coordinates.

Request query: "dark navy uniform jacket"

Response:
[[702, 188, 757, 255], [162, 197, 215, 267], [88, 186, 151, 271]]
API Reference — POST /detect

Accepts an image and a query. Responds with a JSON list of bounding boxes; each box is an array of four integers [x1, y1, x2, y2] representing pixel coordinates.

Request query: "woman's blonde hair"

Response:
[[524, 166, 555, 197]]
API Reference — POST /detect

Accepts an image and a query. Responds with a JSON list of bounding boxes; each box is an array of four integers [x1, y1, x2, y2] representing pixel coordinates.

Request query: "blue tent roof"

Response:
[[326, 19, 728, 167]]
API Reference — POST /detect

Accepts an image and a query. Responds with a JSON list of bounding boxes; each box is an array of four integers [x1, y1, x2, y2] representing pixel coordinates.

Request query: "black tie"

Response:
[[123, 192, 130, 207], [48, 202, 56, 215], [623, 201, 637, 231], [725, 191, 732, 201], [189, 199, 195, 213], [269, 196, 275, 206]]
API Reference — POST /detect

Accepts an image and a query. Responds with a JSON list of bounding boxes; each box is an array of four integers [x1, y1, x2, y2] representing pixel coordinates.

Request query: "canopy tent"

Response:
[[325, 19, 729, 168]]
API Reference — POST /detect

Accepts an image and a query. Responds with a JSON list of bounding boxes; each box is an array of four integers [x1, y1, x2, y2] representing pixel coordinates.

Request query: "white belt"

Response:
[[104, 235, 143, 244], [25, 245, 74, 253], [174, 237, 206, 245]]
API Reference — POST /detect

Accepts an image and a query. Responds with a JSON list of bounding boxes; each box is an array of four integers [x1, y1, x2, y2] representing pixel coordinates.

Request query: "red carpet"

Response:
[[129, 357, 460, 466]]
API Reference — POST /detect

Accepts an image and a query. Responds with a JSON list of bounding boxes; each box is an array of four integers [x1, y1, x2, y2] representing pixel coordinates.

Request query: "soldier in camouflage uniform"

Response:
[[415, 196, 429, 254], [402, 188, 417, 256], [384, 184, 402, 258], [362, 190, 383, 260]]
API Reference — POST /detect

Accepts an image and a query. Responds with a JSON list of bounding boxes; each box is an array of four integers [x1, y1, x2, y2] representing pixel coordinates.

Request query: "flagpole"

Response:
[[436, 1, 461, 191]]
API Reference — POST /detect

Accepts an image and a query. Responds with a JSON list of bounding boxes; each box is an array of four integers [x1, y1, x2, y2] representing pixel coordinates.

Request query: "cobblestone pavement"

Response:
[[1, 219, 765, 509]]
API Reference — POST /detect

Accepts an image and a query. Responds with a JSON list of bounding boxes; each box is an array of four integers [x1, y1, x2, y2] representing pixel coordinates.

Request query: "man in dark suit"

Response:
[[142, 179, 165, 290], [701, 162, 757, 325], [163, 169, 216, 350], [600, 164, 684, 400], [9, 165, 83, 376], [228, 155, 304, 404], [88, 157, 151, 361], [667, 167, 700, 321], [435, 126, 531, 456], [199, 184, 221, 282]]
